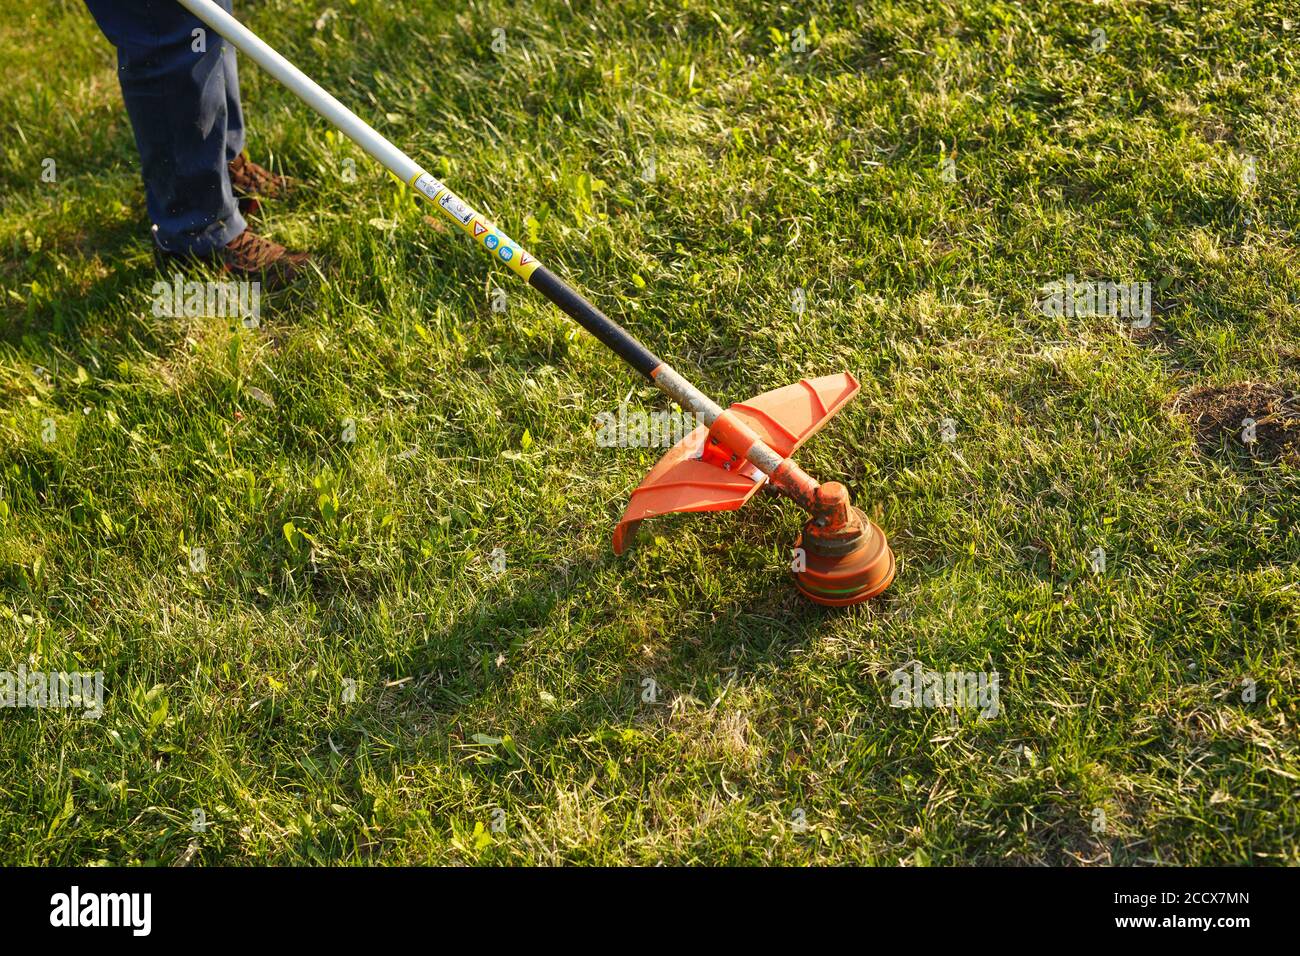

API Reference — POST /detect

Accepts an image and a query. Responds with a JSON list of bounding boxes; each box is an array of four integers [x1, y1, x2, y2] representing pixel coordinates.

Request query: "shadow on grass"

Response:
[[303, 541, 846, 820]]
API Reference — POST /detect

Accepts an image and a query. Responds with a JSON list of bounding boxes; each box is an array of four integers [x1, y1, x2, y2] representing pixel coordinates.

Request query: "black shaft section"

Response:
[[528, 266, 661, 379]]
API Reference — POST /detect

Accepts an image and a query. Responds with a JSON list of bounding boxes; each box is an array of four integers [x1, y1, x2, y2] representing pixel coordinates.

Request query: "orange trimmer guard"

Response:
[[612, 373, 860, 553]]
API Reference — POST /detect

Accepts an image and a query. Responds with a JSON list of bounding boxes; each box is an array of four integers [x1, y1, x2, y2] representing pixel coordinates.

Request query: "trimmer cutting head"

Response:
[[792, 483, 895, 606], [613, 375, 895, 606]]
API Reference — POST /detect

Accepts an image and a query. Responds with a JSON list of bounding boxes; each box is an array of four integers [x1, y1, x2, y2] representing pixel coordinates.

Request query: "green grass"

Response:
[[2, 0, 1298, 865]]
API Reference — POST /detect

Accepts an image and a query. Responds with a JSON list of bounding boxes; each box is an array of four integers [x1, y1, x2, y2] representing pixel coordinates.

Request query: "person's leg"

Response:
[[223, 37, 246, 164], [84, 0, 245, 256]]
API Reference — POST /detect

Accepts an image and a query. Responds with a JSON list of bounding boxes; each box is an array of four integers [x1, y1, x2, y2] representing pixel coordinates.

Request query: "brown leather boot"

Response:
[[218, 229, 312, 291], [156, 228, 312, 293], [229, 154, 294, 217], [229, 153, 293, 199]]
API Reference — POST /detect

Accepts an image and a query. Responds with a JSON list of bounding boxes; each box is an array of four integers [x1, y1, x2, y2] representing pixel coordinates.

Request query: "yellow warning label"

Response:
[[409, 171, 541, 281]]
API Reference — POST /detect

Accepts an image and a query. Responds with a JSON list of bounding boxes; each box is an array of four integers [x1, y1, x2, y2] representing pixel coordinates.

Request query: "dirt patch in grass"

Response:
[[1173, 382, 1300, 462]]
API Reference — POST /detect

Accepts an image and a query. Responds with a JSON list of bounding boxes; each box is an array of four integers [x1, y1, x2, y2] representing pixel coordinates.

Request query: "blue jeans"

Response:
[[85, 0, 247, 255]]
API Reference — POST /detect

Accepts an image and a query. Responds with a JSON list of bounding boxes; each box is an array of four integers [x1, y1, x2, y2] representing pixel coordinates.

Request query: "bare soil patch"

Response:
[[1173, 382, 1300, 462]]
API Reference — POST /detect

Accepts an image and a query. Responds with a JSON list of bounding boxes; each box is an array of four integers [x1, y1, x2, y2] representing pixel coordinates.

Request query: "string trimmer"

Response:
[[176, 0, 895, 605]]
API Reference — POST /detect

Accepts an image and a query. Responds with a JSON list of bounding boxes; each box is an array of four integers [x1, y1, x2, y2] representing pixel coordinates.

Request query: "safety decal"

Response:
[[408, 171, 542, 281], [438, 190, 475, 226], [412, 173, 444, 202]]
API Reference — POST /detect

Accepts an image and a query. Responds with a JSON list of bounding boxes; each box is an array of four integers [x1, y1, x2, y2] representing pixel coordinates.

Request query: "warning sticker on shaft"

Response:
[[412, 173, 444, 201], [407, 171, 541, 281], [438, 190, 475, 226]]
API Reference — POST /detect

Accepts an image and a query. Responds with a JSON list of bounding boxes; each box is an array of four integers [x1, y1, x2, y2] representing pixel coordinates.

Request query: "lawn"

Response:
[[1, 0, 1297, 865]]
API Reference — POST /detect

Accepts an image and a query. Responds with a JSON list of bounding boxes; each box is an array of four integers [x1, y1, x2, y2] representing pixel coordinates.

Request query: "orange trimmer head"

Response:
[[614, 374, 895, 606], [791, 484, 895, 605]]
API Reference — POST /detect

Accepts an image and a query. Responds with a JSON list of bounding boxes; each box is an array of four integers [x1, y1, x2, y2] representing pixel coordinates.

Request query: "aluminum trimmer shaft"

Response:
[[174, 0, 816, 499]]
